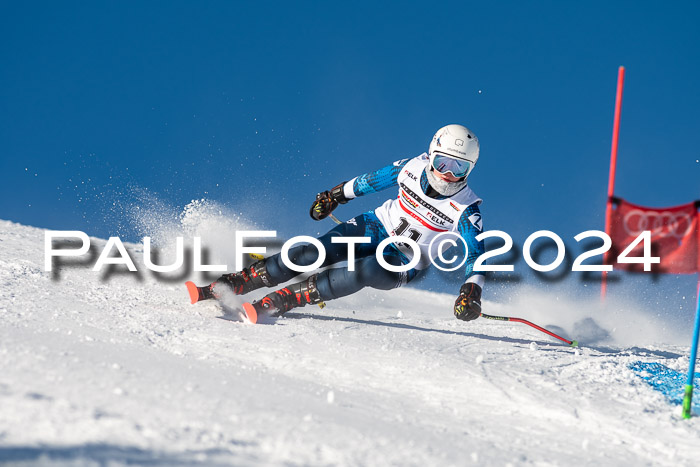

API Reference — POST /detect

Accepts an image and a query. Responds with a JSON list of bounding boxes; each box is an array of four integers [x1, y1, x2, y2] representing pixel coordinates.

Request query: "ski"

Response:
[[185, 281, 258, 324], [185, 281, 214, 304], [241, 302, 259, 324]]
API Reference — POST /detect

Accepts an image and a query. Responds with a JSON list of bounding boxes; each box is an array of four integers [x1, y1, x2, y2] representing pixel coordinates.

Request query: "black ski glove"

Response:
[[454, 283, 482, 321], [310, 181, 349, 221]]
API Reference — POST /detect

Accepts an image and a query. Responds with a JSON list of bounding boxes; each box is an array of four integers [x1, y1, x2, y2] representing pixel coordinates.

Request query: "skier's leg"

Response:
[[206, 213, 377, 298], [261, 213, 381, 285], [315, 253, 417, 299], [252, 253, 418, 314]]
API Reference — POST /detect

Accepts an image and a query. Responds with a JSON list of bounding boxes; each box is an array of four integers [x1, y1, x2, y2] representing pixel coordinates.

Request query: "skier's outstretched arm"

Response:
[[453, 204, 486, 322], [310, 159, 410, 220]]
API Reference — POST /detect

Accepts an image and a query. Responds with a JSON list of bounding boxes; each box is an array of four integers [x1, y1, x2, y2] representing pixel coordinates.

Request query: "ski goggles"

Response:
[[431, 153, 472, 178]]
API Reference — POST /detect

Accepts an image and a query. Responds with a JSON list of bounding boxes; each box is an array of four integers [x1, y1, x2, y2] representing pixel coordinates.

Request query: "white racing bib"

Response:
[[374, 154, 482, 269]]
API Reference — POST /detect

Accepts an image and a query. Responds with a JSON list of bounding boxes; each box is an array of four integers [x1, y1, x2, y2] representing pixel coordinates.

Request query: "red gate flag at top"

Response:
[[607, 198, 700, 274]]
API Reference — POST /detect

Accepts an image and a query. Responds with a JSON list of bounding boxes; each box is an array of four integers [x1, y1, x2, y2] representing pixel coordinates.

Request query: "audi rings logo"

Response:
[[622, 210, 694, 238]]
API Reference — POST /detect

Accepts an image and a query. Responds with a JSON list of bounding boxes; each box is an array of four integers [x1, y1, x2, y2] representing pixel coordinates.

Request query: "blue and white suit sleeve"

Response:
[[457, 204, 486, 288], [342, 159, 410, 199]]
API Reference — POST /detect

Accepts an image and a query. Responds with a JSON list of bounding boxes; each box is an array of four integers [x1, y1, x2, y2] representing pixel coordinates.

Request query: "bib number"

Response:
[[394, 217, 422, 242]]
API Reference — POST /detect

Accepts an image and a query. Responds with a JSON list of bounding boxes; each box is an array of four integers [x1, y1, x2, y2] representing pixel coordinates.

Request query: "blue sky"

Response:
[[1, 1, 699, 300]]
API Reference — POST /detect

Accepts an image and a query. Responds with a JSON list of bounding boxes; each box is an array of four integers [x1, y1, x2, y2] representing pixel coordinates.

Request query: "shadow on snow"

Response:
[[0, 443, 252, 466], [279, 312, 683, 359]]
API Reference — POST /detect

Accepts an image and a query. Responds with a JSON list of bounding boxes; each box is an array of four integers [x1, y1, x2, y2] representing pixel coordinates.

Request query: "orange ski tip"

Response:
[[185, 281, 199, 304], [242, 302, 258, 324]]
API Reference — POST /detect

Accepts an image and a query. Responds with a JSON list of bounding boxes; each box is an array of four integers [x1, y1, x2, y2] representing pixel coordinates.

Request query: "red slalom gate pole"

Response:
[[602, 66, 626, 300], [480, 313, 579, 347]]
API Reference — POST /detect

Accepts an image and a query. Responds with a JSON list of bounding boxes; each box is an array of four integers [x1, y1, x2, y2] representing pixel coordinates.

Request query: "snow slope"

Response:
[[1, 218, 699, 466]]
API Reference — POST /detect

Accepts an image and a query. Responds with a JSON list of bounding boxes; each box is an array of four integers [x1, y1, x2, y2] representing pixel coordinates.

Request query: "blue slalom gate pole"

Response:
[[683, 279, 700, 419]]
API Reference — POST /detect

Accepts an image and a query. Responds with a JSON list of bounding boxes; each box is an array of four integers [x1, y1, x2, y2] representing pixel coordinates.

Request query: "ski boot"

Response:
[[244, 275, 323, 317], [186, 260, 273, 304]]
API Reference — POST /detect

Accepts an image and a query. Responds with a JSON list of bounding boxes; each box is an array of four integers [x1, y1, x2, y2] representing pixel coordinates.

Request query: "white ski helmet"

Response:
[[428, 124, 480, 178]]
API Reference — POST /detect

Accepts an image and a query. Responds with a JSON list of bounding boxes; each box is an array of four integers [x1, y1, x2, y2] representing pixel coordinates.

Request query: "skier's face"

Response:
[[430, 153, 471, 179], [434, 170, 462, 183]]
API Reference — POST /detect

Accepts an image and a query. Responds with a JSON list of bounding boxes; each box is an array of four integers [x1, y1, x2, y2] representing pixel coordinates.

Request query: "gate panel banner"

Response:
[[608, 198, 699, 274]]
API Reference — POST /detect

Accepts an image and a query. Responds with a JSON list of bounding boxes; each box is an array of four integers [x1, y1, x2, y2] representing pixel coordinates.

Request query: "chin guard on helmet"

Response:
[[425, 166, 468, 196]]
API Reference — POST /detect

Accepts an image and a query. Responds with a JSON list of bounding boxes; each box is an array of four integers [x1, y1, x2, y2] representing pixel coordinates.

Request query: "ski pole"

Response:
[[682, 280, 700, 419], [480, 313, 579, 347], [329, 213, 343, 225]]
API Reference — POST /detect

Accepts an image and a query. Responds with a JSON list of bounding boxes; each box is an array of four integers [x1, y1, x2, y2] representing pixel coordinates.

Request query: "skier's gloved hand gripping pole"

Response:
[[454, 282, 577, 346], [454, 283, 482, 321], [310, 182, 348, 223]]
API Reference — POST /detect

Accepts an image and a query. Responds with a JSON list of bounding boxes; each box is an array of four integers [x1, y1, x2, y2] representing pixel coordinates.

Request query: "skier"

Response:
[[188, 124, 485, 321]]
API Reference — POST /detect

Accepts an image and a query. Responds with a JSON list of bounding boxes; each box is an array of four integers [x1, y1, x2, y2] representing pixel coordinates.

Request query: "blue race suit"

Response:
[[265, 154, 485, 300]]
